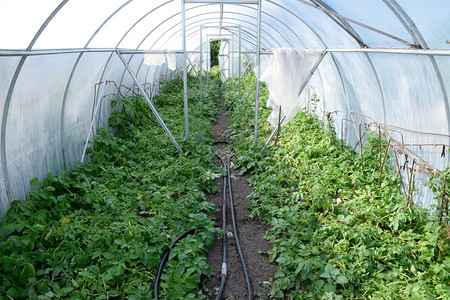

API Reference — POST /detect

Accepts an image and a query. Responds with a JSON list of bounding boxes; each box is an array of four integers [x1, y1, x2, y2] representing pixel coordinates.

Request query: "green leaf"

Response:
[[335, 275, 348, 285], [30, 177, 40, 187], [7, 287, 19, 298], [20, 263, 36, 283]]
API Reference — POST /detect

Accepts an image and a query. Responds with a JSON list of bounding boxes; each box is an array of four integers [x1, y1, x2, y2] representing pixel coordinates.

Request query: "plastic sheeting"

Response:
[[259, 48, 323, 126], [1, 0, 450, 218]]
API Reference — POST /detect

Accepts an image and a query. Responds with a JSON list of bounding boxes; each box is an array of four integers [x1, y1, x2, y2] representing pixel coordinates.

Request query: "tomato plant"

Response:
[[224, 72, 450, 299]]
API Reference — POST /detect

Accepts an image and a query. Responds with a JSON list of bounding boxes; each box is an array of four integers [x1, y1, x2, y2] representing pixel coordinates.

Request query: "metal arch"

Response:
[[133, 25, 262, 84], [1, 0, 70, 205], [218, 4, 297, 47], [139, 2, 307, 51], [311, 0, 367, 48], [266, 0, 328, 47], [256, 0, 380, 146], [384, 0, 450, 140], [381, 0, 421, 47], [296, 0, 414, 47], [60, 0, 134, 168], [181, 12, 291, 49], [173, 21, 268, 49], [89, 0, 180, 98], [188, 9, 299, 49], [131, 18, 276, 90], [159, 20, 273, 55], [140, 10, 271, 50], [147, 16, 274, 52], [328, 52, 360, 146], [278, 0, 387, 126], [115, 4, 215, 90], [128, 1, 310, 79], [132, 17, 266, 81], [309, 1, 387, 124], [151, 7, 293, 50]]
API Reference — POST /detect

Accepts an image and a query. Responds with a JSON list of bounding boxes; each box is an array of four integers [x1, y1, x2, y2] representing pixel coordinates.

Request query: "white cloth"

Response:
[[144, 52, 165, 66], [258, 48, 323, 127], [167, 51, 177, 71]]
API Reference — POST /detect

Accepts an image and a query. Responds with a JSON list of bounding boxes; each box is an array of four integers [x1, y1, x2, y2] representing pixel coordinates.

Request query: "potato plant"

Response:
[[0, 75, 222, 299]]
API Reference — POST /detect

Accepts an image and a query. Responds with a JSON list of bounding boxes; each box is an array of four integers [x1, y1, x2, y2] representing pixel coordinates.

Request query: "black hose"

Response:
[[153, 225, 211, 299], [153, 141, 253, 299], [227, 154, 253, 300], [214, 149, 228, 300]]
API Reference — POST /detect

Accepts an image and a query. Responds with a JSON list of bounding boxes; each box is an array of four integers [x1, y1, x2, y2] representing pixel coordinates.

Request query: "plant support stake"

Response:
[[116, 50, 183, 153]]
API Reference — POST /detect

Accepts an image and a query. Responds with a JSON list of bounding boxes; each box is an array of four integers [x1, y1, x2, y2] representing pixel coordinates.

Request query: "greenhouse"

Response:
[[0, 0, 449, 299]]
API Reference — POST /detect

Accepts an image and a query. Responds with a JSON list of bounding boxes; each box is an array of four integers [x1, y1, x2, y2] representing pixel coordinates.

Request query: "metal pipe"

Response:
[[297, 50, 327, 97], [239, 26, 242, 101], [1, 0, 70, 208], [261, 115, 286, 153], [200, 26, 203, 101], [296, 0, 414, 47], [81, 81, 107, 163], [244, 81, 257, 103], [254, 0, 262, 145], [326, 48, 450, 56], [116, 51, 183, 153], [181, 0, 190, 142]]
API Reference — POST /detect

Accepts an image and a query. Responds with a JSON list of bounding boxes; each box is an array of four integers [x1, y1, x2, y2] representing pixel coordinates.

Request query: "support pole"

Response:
[[261, 114, 286, 153], [239, 26, 242, 101], [297, 50, 326, 97], [81, 80, 107, 162], [254, 0, 262, 145], [207, 36, 210, 86], [200, 26, 203, 101], [116, 51, 183, 153], [181, 0, 190, 142]]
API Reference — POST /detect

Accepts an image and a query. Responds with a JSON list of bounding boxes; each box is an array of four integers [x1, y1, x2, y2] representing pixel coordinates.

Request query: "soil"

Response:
[[203, 104, 278, 299]]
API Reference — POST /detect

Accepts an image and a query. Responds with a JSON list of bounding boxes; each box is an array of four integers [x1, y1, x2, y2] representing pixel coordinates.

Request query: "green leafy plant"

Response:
[[0, 74, 223, 299], [223, 72, 450, 299]]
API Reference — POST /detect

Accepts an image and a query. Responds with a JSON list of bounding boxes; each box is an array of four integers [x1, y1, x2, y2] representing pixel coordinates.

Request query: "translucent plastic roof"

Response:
[[1, 0, 447, 51], [1, 0, 449, 217]]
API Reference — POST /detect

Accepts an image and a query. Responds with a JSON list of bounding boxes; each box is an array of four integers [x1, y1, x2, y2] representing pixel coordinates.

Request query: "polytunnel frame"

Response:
[[182, 0, 263, 144], [2, 0, 450, 208], [75, 0, 296, 146], [0, 0, 325, 203], [199, 26, 242, 102]]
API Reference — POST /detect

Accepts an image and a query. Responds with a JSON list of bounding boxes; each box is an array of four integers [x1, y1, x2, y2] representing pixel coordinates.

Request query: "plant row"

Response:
[[222, 73, 450, 299], [0, 75, 222, 299]]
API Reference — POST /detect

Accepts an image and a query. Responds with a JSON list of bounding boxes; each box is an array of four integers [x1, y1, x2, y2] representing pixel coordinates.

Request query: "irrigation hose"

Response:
[[227, 154, 253, 300], [153, 141, 253, 299], [213, 143, 229, 300], [153, 226, 208, 299]]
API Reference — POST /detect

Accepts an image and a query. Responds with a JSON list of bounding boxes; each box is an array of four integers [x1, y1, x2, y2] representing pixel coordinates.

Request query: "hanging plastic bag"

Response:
[[259, 48, 323, 127]]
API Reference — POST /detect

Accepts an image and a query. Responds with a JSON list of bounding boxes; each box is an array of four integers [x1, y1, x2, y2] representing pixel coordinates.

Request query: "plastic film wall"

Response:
[[1, 0, 449, 218]]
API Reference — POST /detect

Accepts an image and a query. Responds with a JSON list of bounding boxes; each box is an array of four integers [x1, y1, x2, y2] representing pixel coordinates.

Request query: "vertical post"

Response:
[[181, 0, 189, 142], [200, 26, 203, 101], [238, 26, 242, 101], [231, 35, 234, 79], [207, 36, 210, 85], [227, 39, 231, 78], [254, 0, 262, 145]]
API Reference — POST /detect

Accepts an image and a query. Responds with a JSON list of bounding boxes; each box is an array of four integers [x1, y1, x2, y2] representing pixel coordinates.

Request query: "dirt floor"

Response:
[[202, 104, 277, 299]]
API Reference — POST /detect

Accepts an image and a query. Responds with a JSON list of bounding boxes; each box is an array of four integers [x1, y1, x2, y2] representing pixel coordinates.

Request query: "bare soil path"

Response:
[[203, 103, 277, 299]]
